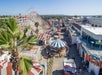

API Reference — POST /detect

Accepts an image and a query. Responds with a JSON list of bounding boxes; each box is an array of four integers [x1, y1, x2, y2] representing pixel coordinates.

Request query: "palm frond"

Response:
[[27, 35, 38, 45], [0, 19, 7, 27], [21, 35, 38, 48], [24, 26, 31, 34], [0, 31, 13, 49], [22, 25, 31, 39], [5, 17, 19, 37], [17, 32, 24, 41], [20, 56, 33, 75]]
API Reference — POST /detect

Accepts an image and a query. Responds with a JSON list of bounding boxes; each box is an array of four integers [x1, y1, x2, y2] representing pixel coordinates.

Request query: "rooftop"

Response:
[[81, 25, 102, 35]]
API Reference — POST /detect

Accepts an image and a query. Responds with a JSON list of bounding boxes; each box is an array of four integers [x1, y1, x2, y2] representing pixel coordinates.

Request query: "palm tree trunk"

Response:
[[47, 57, 54, 75], [37, 27, 39, 37], [14, 70, 18, 75], [10, 50, 19, 75]]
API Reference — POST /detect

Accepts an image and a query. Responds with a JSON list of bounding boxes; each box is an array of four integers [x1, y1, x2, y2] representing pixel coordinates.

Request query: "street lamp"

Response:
[[40, 64, 45, 75]]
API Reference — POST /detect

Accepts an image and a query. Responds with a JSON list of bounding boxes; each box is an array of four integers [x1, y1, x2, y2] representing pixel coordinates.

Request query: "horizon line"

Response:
[[0, 14, 102, 16]]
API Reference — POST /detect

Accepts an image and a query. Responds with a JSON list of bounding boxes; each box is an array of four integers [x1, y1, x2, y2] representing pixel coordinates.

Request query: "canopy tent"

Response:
[[50, 39, 66, 48], [38, 33, 51, 45], [38, 33, 51, 40], [44, 39, 67, 57]]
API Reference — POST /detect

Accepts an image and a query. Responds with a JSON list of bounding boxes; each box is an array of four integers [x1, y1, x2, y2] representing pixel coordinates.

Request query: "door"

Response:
[[99, 68, 102, 75]]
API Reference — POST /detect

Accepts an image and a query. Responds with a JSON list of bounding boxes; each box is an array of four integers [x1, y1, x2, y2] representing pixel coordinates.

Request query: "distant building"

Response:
[[88, 17, 102, 27]]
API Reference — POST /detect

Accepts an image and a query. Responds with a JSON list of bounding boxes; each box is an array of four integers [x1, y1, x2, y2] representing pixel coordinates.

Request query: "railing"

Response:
[[81, 38, 102, 50]]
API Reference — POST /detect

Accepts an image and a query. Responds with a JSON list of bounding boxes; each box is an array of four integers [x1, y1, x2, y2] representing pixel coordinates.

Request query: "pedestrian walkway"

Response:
[[52, 57, 64, 75], [67, 45, 91, 75], [62, 28, 91, 75]]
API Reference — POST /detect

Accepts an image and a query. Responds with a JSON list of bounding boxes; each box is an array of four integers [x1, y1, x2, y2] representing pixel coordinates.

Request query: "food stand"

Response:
[[64, 58, 76, 75]]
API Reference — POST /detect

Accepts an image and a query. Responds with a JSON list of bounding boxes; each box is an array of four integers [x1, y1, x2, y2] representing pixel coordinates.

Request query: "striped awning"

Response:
[[0, 61, 42, 75], [0, 54, 42, 75], [50, 39, 66, 48], [38, 33, 51, 40]]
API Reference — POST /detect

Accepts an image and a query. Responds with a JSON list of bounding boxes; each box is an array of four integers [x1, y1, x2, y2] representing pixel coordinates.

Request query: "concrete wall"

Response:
[[79, 45, 83, 57], [71, 36, 77, 44]]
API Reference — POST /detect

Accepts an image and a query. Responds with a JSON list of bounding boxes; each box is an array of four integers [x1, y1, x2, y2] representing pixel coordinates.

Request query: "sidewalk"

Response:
[[67, 45, 91, 75], [62, 28, 91, 75]]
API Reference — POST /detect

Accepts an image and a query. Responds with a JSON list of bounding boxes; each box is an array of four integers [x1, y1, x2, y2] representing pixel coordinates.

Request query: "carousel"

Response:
[[45, 39, 67, 57]]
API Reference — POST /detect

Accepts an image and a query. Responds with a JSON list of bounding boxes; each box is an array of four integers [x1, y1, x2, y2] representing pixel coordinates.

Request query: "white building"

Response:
[[68, 18, 102, 75], [88, 17, 102, 27]]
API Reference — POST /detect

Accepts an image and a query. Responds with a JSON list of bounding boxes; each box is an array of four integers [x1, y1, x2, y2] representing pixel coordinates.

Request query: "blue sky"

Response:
[[0, 0, 102, 15]]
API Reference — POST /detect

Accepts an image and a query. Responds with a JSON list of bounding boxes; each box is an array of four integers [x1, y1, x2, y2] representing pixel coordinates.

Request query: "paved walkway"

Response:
[[23, 28, 91, 75], [52, 57, 64, 75], [67, 45, 82, 68], [61, 28, 91, 75], [64, 29, 91, 75]]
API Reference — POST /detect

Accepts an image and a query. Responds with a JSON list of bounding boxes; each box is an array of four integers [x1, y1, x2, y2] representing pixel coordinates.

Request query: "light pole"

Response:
[[41, 64, 45, 75]]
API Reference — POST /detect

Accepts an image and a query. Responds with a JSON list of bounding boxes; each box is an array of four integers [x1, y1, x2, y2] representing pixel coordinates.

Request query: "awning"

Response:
[[38, 33, 51, 40], [0, 54, 42, 75], [0, 62, 42, 75], [51, 39, 66, 48]]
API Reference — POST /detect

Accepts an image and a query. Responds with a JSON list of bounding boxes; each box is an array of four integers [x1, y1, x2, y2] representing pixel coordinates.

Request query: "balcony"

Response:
[[81, 37, 102, 50], [78, 37, 102, 60]]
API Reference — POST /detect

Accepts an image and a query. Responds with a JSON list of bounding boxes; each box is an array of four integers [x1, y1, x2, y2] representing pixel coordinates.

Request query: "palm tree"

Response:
[[35, 22, 39, 28], [47, 56, 54, 75], [35, 28, 39, 36], [0, 17, 38, 75], [35, 22, 39, 36]]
